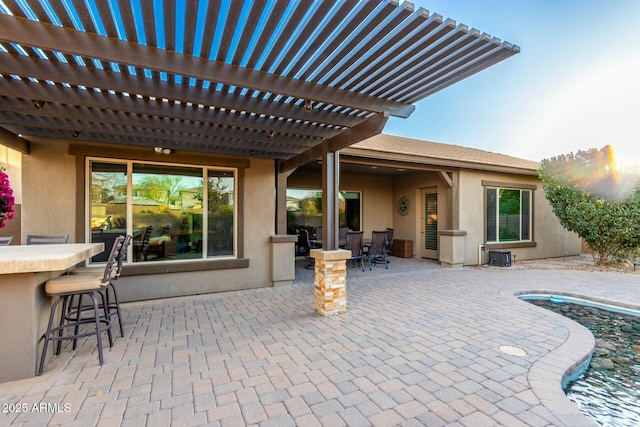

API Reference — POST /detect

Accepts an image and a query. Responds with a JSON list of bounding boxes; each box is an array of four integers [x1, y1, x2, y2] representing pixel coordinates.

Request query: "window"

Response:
[[486, 187, 532, 243], [89, 159, 235, 263], [286, 189, 361, 234]]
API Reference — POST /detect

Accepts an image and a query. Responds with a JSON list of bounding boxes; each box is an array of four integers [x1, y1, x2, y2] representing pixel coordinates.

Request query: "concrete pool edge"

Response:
[[514, 291, 596, 426], [515, 291, 640, 426]]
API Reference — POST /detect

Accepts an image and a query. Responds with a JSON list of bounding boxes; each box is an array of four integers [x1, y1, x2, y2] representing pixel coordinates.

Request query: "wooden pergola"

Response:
[[0, 0, 518, 249]]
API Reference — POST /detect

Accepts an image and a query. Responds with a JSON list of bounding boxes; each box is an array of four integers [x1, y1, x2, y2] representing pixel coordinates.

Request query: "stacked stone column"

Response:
[[311, 249, 350, 316]]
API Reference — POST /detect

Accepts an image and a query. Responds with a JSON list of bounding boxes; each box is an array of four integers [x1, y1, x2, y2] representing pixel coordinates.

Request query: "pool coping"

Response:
[[514, 290, 640, 426]]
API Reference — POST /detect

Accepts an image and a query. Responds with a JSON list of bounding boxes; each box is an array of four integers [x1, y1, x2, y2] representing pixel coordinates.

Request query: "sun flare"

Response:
[[609, 145, 640, 174]]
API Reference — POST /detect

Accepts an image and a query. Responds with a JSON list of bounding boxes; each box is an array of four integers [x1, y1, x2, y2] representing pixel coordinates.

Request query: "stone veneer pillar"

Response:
[[311, 249, 351, 316]]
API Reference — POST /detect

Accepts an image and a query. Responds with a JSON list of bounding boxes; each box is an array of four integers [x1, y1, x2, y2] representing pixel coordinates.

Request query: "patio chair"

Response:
[[345, 231, 365, 271], [385, 228, 394, 256], [0, 236, 12, 245], [339, 226, 349, 248], [147, 225, 171, 259], [298, 229, 320, 269], [38, 235, 124, 375], [26, 234, 69, 245], [367, 230, 389, 270], [133, 225, 154, 261]]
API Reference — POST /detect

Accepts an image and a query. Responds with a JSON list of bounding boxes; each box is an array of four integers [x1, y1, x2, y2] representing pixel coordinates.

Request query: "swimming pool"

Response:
[[521, 295, 640, 426]]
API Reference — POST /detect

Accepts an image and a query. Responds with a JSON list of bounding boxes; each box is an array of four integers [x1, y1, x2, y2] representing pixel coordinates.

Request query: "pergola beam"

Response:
[[19, 129, 292, 159], [0, 127, 29, 154], [278, 113, 389, 173]]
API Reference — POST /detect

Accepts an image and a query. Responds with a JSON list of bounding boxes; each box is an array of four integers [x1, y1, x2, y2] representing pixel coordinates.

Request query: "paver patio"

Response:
[[1, 256, 638, 426]]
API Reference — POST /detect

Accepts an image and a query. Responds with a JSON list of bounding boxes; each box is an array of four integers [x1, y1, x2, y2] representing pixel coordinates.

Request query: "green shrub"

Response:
[[539, 146, 640, 265]]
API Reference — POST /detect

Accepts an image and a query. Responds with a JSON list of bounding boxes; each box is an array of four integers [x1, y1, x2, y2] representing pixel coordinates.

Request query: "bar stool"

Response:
[[38, 236, 124, 376], [69, 234, 132, 337]]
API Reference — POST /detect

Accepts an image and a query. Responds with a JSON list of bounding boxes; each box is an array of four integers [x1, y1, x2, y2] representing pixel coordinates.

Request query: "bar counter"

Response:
[[0, 243, 103, 382]]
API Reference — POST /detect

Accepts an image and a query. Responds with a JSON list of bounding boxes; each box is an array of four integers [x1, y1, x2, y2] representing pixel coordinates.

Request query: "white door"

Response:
[[420, 188, 438, 259]]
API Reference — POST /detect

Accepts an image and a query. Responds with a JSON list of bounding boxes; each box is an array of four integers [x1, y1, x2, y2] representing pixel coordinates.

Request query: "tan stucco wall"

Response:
[[20, 139, 280, 300], [458, 170, 581, 265], [347, 173, 393, 235], [392, 171, 449, 259], [22, 139, 77, 243]]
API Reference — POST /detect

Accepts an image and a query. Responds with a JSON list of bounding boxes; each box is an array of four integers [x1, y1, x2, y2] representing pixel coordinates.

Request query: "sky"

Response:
[[384, 0, 640, 164]]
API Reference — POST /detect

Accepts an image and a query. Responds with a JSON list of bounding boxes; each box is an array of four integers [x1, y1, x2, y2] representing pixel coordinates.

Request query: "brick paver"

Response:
[[1, 256, 638, 426]]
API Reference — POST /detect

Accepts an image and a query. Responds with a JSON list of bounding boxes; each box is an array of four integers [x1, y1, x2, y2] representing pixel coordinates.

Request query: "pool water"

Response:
[[528, 300, 640, 427]]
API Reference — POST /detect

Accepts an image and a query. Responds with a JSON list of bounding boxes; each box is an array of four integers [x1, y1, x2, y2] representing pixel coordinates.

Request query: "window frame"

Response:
[[86, 157, 238, 265], [482, 180, 536, 248]]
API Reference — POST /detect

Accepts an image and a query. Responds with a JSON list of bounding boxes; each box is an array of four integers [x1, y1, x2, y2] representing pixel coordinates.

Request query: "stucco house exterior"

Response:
[[0, 132, 581, 300], [289, 134, 581, 267], [0, 1, 580, 308]]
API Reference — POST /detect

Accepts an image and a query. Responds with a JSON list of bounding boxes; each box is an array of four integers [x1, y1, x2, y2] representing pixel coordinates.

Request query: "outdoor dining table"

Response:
[[0, 243, 104, 382]]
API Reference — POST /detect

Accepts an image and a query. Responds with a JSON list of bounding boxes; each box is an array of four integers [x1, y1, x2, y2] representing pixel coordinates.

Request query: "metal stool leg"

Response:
[[39, 297, 62, 376], [99, 289, 114, 348], [89, 291, 105, 366], [108, 283, 125, 337]]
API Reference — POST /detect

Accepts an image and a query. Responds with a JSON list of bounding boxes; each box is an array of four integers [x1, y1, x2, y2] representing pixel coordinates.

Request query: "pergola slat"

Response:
[[182, 0, 200, 56], [117, 0, 138, 44]]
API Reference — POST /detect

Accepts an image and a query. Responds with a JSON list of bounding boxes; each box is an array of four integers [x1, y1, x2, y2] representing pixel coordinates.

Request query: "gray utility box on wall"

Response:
[[489, 250, 512, 267]]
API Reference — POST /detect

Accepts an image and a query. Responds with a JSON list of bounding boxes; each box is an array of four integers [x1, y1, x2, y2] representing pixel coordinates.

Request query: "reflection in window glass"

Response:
[[132, 164, 203, 261], [89, 160, 236, 264], [485, 187, 532, 243], [90, 162, 128, 262], [207, 170, 235, 256], [285, 189, 361, 237]]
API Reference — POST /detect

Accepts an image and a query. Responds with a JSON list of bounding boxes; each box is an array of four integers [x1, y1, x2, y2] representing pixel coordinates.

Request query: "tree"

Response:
[[135, 175, 185, 209], [539, 146, 640, 265]]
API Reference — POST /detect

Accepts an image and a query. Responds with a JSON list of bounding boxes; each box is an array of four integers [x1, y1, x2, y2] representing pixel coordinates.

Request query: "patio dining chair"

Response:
[[133, 225, 154, 261], [0, 236, 12, 245], [339, 226, 349, 248], [345, 231, 365, 271], [385, 228, 394, 256], [26, 234, 69, 245], [367, 230, 389, 270], [298, 229, 320, 269]]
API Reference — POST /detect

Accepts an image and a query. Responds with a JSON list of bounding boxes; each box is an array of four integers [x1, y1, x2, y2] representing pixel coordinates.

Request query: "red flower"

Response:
[[0, 169, 15, 228]]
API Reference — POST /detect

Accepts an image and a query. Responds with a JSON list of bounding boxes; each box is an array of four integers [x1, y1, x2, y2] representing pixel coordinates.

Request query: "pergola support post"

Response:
[[275, 163, 295, 235], [321, 150, 339, 250]]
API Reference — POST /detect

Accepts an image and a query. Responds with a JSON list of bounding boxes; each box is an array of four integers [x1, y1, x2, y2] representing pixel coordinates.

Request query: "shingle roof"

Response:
[[346, 133, 540, 174], [0, 0, 518, 168]]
